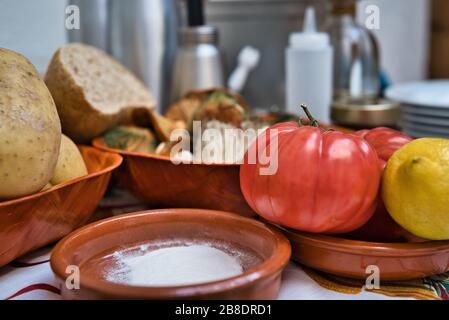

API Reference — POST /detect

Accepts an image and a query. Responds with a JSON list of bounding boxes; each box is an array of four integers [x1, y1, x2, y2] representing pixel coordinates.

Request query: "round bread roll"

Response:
[[45, 43, 155, 143]]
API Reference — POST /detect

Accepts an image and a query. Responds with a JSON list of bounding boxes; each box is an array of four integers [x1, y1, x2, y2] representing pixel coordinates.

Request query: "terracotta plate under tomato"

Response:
[[0, 146, 123, 268], [51, 209, 291, 300], [276, 226, 449, 281]]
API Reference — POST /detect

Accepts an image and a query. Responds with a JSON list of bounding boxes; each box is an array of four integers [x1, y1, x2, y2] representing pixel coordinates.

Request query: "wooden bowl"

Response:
[[278, 226, 449, 281], [92, 138, 256, 217], [51, 209, 291, 300], [0, 146, 123, 268]]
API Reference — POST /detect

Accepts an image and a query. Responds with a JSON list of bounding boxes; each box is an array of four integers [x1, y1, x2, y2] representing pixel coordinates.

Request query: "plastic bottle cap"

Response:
[[289, 6, 330, 50]]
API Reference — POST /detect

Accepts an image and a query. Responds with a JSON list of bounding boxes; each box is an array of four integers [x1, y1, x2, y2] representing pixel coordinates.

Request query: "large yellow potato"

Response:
[[50, 135, 88, 185], [0, 48, 61, 199]]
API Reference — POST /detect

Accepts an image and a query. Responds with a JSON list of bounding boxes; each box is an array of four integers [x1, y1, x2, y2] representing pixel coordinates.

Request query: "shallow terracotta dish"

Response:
[[92, 138, 255, 217], [278, 226, 449, 281], [0, 146, 122, 268], [51, 209, 291, 300]]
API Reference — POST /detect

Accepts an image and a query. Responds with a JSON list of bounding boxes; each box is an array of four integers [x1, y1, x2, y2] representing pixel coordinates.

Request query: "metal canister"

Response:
[[170, 25, 225, 104]]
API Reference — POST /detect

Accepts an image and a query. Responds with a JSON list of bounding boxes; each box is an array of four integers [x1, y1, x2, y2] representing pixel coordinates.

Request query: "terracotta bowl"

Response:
[[92, 138, 255, 217], [51, 209, 291, 300], [0, 146, 123, 268], [278, 226, 449, 281]]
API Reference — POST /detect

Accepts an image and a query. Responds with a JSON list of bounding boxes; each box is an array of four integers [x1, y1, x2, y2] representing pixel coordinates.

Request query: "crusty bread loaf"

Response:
[[45, 43, 155, 143]]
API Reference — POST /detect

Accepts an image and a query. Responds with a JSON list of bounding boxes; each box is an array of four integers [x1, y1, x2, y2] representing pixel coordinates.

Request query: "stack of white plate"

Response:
[[386, 80, 449, 138]]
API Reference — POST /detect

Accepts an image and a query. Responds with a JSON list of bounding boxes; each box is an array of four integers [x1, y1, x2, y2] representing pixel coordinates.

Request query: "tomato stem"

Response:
[[300, 104, 319, 128]]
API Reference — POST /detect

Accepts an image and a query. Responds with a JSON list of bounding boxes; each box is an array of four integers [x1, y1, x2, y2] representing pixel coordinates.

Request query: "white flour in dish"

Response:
[[106, 244, 244, 287]]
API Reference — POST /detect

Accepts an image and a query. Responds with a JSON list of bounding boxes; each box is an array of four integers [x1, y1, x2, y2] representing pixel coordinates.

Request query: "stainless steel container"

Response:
[[67, 0, 180, 111], [200, 0, 328, 110], [67, 0, 110, 52], [109, 0, 180, 111], [170, 25, 225, 103]]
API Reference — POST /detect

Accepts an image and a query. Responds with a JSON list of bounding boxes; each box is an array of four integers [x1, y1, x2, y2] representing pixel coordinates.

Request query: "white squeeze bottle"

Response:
[[286, 6, 333, 122]]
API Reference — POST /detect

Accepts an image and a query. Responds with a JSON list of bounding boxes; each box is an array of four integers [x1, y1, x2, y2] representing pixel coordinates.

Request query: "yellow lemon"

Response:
[[382, 138, 449, 240]]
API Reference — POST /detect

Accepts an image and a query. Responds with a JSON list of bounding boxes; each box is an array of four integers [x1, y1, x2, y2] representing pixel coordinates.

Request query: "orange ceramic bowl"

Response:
[[278, 226, 449, 281], [0, 146, 122, 268], [51, 209, 292, 300], [92, 138, 255, 217]]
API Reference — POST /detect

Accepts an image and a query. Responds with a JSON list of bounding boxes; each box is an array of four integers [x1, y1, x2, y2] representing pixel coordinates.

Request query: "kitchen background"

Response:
[[0, 0, 445, 117]]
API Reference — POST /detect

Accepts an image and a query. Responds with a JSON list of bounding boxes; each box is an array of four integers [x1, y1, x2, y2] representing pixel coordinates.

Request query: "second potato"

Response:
[[51, 135, 88, 185]]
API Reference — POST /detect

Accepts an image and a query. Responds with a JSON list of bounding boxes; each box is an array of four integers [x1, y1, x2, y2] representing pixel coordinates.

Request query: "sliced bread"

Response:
[[45, 43, 155, 143]]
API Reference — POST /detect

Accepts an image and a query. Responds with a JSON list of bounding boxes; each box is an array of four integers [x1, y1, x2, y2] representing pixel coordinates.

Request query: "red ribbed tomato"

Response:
[[240, 114, 381, 234], [349, 127, 413, 242], [355, 127, 413, 169]]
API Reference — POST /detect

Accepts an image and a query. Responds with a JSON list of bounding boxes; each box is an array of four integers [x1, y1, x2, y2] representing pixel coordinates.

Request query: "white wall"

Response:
[[0, 0, 68, 74], [357, 0, 430, 84]]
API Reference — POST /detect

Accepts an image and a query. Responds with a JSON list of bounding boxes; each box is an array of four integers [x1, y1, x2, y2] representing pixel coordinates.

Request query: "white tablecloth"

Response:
[[0, 246, 410, 300]]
